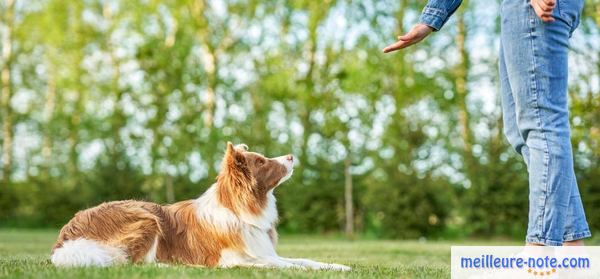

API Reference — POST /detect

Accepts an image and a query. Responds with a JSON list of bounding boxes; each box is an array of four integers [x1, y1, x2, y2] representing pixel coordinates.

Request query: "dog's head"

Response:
[[216, 142, 294, 214]]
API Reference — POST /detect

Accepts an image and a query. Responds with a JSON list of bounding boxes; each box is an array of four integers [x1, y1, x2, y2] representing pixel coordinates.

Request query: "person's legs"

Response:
[[499, 0, 590, 246], [501, 40, 587, 247], [562, 171, 589, 245], [500, 43, 531, 166]]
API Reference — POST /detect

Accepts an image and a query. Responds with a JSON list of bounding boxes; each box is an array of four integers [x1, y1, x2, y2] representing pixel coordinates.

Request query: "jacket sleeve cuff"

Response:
[[418, 7, 448, 31]]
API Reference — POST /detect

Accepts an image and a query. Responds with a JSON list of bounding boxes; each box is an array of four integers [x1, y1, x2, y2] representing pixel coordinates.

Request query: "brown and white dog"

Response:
[[51, 143, 350, 271]]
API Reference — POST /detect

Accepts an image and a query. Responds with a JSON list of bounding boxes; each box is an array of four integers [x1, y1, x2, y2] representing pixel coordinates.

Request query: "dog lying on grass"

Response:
[[51, 142, 350, 271]]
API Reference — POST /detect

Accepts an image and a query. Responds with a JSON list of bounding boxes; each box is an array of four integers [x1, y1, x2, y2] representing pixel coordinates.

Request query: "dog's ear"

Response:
[[224, 142, 248, 172], [218, 142, 254, 194], [218, 142, 257, 213]]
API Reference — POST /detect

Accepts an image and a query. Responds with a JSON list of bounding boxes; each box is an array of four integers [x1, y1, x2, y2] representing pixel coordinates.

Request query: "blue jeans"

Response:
[[500, 0, 590, 245]]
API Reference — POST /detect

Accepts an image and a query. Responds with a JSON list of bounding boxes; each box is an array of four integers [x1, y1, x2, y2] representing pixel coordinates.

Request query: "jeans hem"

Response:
[[526, 236, 563, 246], [527, 230, 592, 246], [563, 230, 592, 242]]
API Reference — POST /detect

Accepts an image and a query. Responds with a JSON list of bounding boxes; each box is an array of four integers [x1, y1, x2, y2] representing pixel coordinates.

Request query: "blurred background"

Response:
[[0, 0, 598, 242]]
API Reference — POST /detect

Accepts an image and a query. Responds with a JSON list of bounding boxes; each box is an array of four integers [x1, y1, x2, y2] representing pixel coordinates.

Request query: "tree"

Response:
[[1, 0, 15, 183]]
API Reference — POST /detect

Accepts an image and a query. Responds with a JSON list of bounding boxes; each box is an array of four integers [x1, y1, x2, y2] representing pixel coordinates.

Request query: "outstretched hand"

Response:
[[382, 24, 433, 53], [531, 0, 556, 22]]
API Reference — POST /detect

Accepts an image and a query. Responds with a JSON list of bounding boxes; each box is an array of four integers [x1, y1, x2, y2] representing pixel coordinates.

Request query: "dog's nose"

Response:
[[286, 154, 294, 162]]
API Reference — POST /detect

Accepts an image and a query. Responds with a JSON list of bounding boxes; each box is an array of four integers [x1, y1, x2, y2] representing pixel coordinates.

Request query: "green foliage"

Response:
[[363, 173, 454, 239], [0, 0, 598, 242]]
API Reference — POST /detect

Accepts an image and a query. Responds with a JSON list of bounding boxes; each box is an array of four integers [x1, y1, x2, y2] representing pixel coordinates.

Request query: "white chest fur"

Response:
[[194, 185, 278, 231]]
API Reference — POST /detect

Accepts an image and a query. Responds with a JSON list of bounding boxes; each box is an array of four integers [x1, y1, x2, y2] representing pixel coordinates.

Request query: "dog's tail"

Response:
[[51, 238, 127, 267]]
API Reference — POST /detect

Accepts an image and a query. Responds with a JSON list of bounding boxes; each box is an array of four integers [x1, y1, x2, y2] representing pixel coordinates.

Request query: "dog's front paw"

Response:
[[324, 263, 351, 271]]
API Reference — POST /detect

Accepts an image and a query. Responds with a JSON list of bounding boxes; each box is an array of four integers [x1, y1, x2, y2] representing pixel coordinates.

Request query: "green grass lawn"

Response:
[[0, 229, 457, 279]]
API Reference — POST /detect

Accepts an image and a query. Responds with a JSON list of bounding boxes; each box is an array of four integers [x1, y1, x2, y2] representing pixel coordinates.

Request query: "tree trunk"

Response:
[[455, 4, 473, 156], [105, 2, 124, 159], [454, 2, 477, 190], [42, 58, 57, 173], [391, 0, 408, 108], [344, 155, 354, 240], [190, 0, 220, 180], [68, 3, 85, 180], [203, 48, 216, 129], [189, 0, 215, 129], [1, 0, 15, 183], [201, 43, 218, 181], [297, 6, 321, 171], [166, 175, 175, 203]]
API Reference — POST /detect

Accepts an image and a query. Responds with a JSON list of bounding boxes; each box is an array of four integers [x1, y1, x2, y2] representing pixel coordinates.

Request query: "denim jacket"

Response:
[[419, 0, 463, 31]]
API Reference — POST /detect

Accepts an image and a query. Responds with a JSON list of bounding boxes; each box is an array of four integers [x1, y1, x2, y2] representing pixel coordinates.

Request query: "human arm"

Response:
[[383, 0, 463, 53]]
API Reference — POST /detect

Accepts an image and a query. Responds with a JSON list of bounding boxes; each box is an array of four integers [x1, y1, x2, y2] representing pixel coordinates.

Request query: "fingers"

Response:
[[383, 35, 426, 53], [536, 0, 555, 11], [531, 4, 554, 22], [383, 25, 432, 53], [383, 29, 418, 53], [531, 0, 555, 22], [398, 31, 417, 41], [383, 40, 413, 53]]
